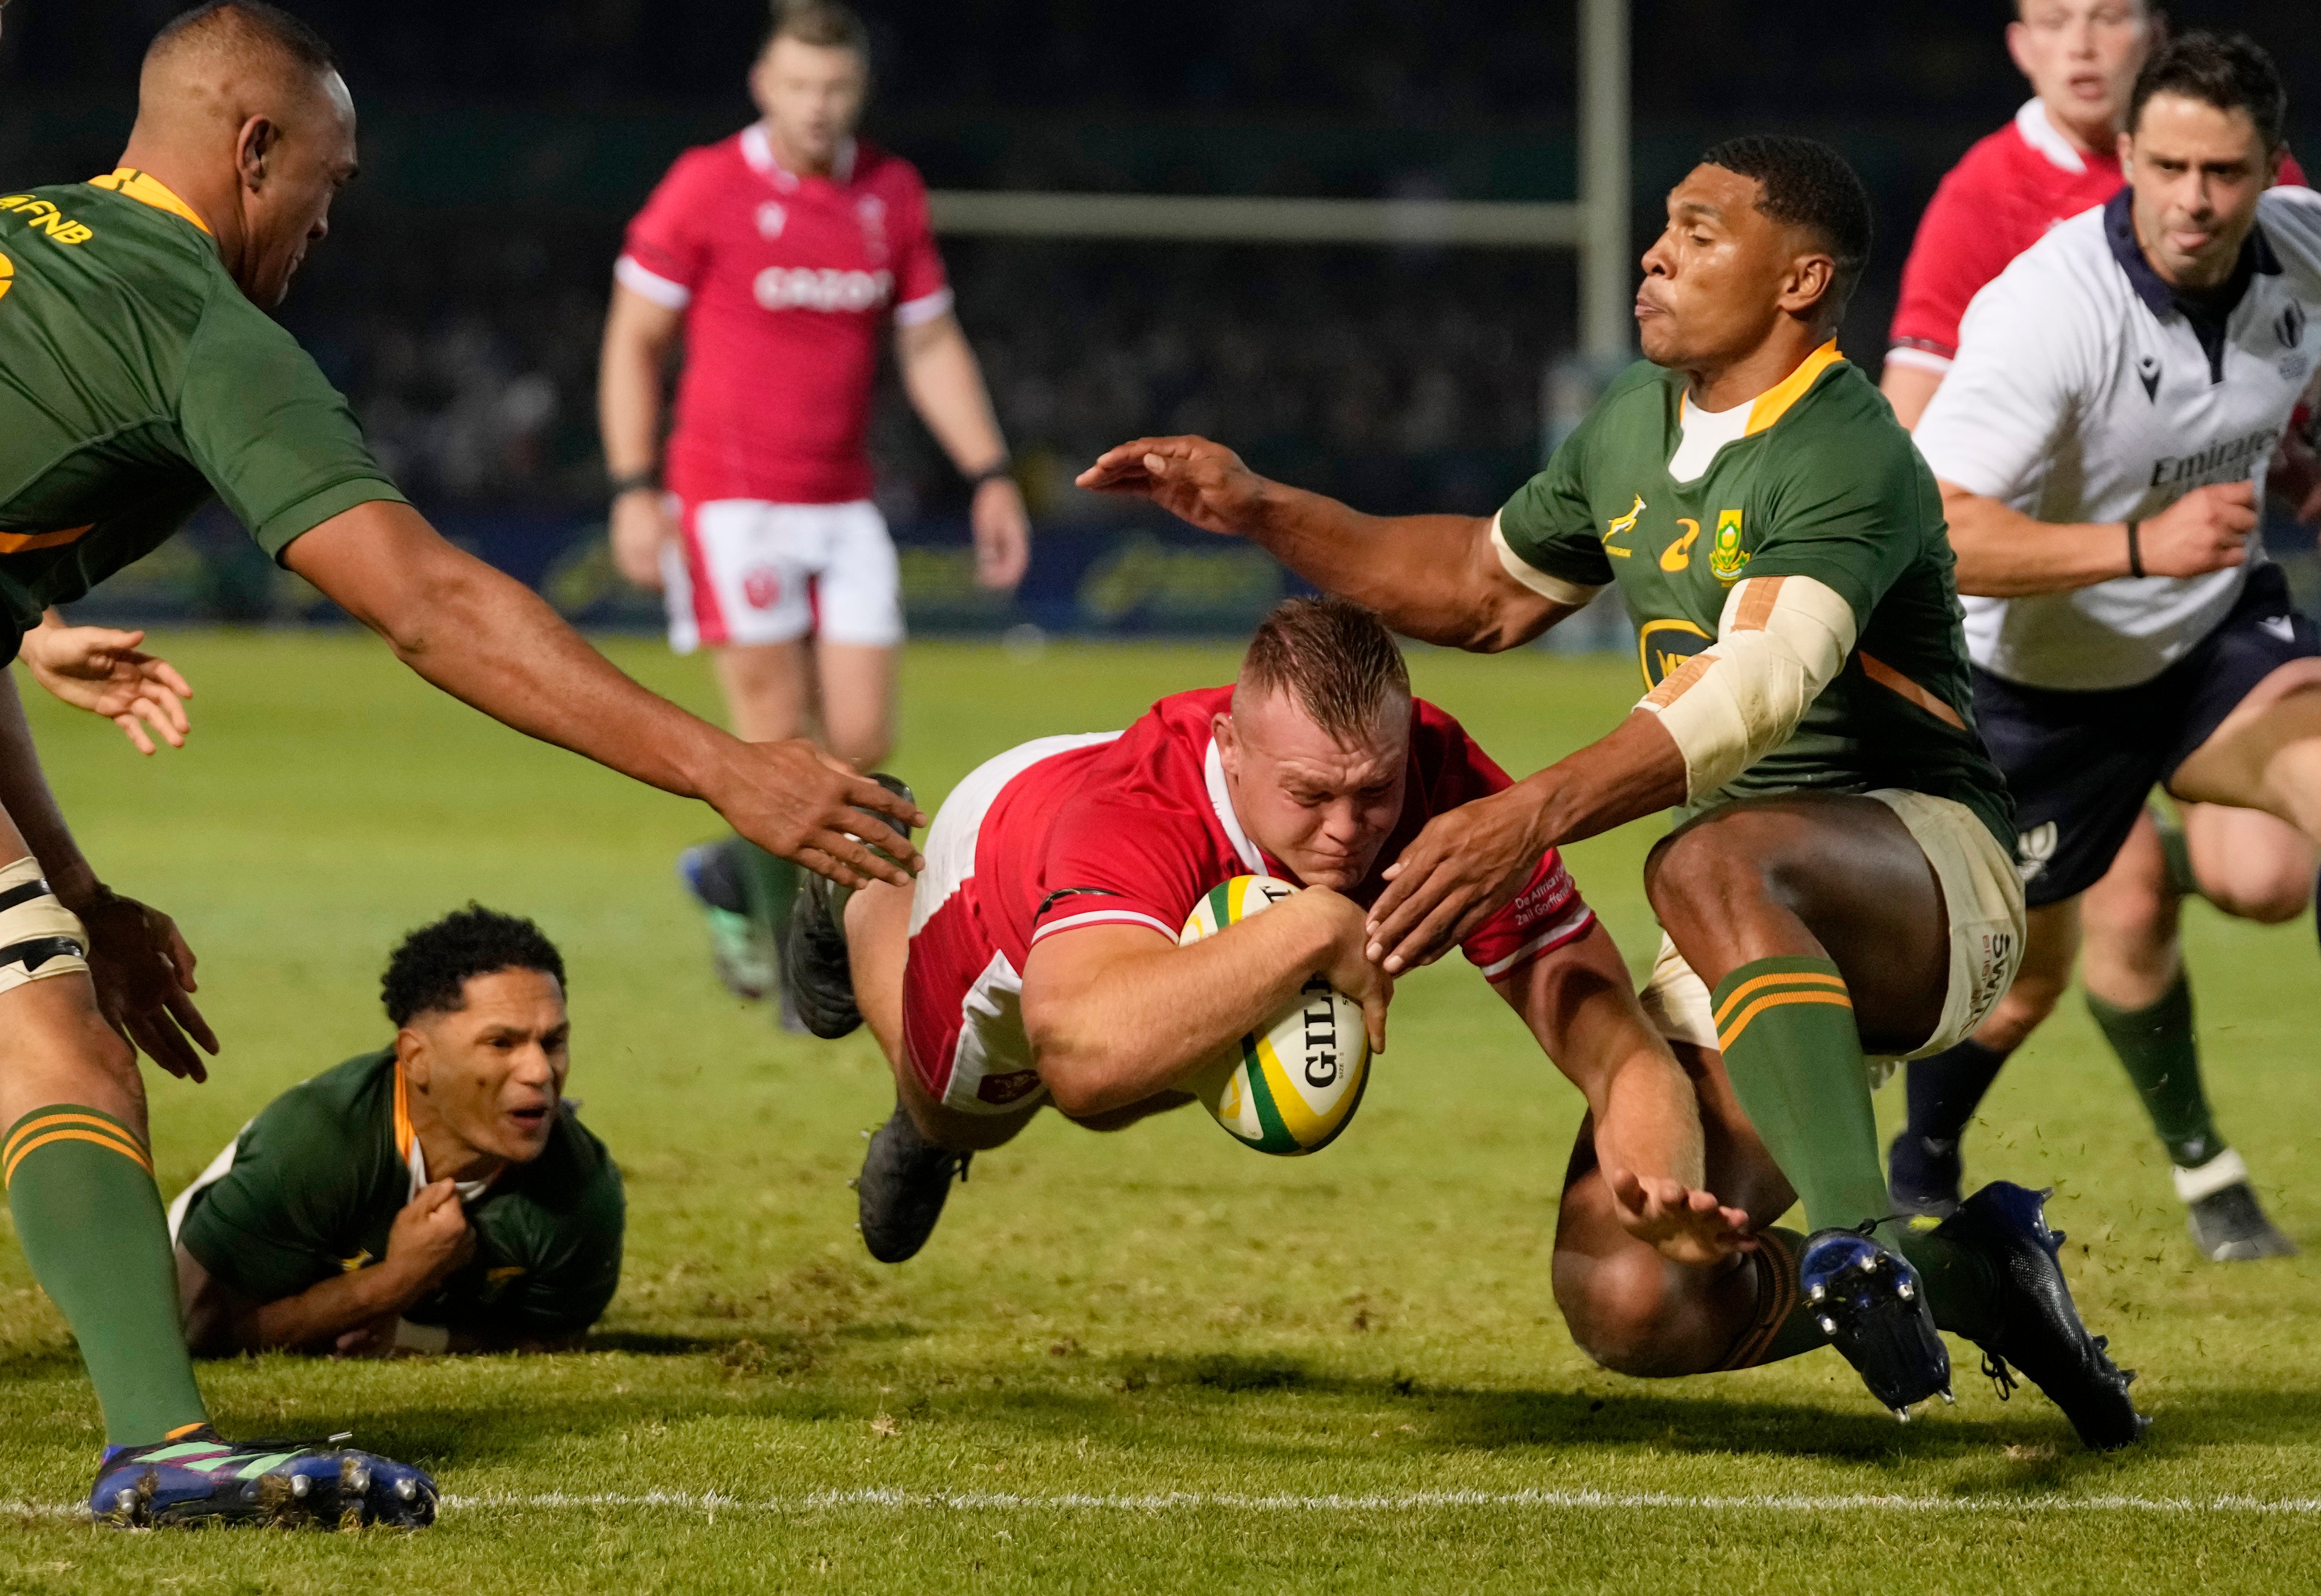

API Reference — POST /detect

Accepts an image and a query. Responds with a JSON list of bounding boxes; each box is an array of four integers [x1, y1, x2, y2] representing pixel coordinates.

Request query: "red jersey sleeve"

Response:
[[1028, 802, 1213, 949], [616, 149, 716, 310], [1411, 705, 1599, 979], [1888, 162, 2020, 367], [888, 163, 953, 326]]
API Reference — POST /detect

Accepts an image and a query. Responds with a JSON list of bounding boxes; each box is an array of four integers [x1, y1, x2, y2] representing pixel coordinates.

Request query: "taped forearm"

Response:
[[1634, 575, 1856, 801]]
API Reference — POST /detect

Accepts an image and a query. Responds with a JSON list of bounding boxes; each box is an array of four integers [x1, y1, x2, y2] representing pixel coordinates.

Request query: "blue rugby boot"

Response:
[[1800, 1226, 1952, 1419], [1933, 1181, 2148, 1450], [679, 842, 775, 1003], [91, 1426, 438, 1529]]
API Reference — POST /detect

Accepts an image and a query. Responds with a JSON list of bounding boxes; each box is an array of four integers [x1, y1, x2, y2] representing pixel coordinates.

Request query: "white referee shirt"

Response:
[[1915, 185, 2321, 690]]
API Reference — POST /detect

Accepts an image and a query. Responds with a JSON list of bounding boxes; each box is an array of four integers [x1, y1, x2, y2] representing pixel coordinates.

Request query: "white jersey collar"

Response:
[[2015, 97, 2089, 175], [1203, 739, 1268, 874], [743, 123, 857, 190]]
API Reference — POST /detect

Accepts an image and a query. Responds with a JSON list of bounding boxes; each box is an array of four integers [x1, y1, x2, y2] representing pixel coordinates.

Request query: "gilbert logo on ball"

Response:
[[1177, 876, 1371, 1156]]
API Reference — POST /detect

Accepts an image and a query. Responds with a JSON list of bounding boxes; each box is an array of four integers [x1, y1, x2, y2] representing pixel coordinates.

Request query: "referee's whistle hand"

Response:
[[2141, 481, 2258, 579]]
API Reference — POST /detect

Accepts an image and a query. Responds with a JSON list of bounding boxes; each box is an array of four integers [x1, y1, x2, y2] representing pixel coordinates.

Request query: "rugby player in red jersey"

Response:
[[599, 0, 1028, 1015], [782, 597, 1811, 1376]]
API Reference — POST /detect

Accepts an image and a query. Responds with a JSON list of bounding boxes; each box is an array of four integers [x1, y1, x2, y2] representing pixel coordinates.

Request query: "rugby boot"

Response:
[[1800, 1226, 1951, 1418], [1933, 1181, 2148, 1450], [91, 1427, 438, 1529], [2184, 1179, 2297, 1263], [855, 1104, 971, 1264], [679, 842, 774, 1003], [781, 774, 917, 1041], [1887, 1130, 1964, 1222]]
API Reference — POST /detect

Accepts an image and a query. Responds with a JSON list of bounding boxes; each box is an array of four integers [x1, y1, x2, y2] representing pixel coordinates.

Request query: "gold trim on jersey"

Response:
[[0, 524, 93, 554], [87, 169, 214, 236], [1744, 340, 1843, 436], [1860, 651, 1967, 730]]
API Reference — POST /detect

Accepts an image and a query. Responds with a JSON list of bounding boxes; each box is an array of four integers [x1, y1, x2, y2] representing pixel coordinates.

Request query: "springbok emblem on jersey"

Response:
[[1707, 509, 1749, 582], [1602, 495, 1645, 558]]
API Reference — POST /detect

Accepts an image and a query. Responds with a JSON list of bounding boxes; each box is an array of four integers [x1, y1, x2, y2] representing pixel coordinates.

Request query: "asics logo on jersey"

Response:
[[2149, 426, 2279, 489], [1659, 517, 1702, 572], [752, 266, 894, 314]]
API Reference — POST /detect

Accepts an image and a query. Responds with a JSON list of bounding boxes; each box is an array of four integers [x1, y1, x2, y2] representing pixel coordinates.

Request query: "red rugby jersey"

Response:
[[976, 686, 1595, 981], [1889, 98, 2306, 374], [617, 125, 952, 505]]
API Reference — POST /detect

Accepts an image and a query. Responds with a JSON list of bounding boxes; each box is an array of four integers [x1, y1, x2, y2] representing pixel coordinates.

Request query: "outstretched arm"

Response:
[[597, 283, 683, 591], [1493, 922, 1748, 1264], [1078, 435, 1578, 652], [1019, 890, 1390, 1119], [283, 500, 923, 888]]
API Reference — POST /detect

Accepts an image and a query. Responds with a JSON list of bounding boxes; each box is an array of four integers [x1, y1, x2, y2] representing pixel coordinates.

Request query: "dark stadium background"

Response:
[[3, 0, 2317, 634]]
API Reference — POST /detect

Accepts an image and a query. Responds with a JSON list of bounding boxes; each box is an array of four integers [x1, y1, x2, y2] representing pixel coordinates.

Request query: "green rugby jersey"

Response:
[[0, 169, 404, 663], [1498, 346, 2012, 851], [173, 1048, 625, 1345]]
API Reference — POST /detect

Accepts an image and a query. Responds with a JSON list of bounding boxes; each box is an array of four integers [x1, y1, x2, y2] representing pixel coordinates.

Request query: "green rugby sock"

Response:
[[2151, 810, 2202, 902], [1711, 956, 1998, 1343], [2088, 974, 2221, 1169], [5, 1106, 208, 1446], [733, 838, 801, 948]]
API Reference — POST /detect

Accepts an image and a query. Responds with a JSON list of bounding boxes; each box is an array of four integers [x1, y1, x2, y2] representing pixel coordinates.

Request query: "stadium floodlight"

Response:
[[925, 0, 1632, 362]]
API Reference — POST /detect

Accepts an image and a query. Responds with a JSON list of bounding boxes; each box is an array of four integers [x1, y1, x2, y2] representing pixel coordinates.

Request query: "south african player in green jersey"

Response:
[[1085, 136, 2146, 1448], [0, 1, 923, 1529]]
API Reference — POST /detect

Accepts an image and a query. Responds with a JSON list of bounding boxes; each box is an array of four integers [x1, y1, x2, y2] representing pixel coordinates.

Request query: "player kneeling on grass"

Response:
[[170, 907, 622, 1358], [784, 596, 1751, 1283]]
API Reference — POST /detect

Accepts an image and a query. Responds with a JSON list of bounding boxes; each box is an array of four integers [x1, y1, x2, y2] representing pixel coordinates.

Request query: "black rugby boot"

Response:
[[856, 1104, 972, 1264], [780, 774, 916, 1040], [1933, 1181, 2148, 1450]]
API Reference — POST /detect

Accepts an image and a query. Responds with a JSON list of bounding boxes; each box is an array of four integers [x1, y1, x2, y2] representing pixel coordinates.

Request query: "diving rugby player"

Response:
[[788, 598, 1756, 1297], [601, 0, 1027, 1015], [1908, 34, 2321, 1258], [172, 908, 622, 1359], [1084, 137, 2145, 1447], [0, 2, 917, 1529]]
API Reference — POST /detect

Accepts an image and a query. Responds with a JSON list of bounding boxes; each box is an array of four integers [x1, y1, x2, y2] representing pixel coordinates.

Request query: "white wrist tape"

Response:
[[0, 856, 89, 1000], [1636, 575, 1858, 801], [1490, 513, 1605, 607], [392, 1318, 451, 1355]]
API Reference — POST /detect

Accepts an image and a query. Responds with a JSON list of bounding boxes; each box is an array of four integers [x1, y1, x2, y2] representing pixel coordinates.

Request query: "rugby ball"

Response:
[[1178, 875, 1371, 1156]]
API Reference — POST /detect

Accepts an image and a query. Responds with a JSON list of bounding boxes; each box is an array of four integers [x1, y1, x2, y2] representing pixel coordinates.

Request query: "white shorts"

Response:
[[660, 498, 903, 653], [1639, 790, 2027, 1084]]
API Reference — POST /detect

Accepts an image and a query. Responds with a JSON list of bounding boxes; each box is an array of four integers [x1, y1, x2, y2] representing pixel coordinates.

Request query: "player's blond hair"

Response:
[[1239, 597, 1411, 748], [767, 0, 869, 57]]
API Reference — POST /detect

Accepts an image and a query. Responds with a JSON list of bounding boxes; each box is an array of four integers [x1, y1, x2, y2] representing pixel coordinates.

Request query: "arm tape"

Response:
[[0, 858, 88, 999], [1634, 575, 1858, 801]]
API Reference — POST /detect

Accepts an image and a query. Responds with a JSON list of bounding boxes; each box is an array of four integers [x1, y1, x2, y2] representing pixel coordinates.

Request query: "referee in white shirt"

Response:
[[1901, 32, 2321, 1260]]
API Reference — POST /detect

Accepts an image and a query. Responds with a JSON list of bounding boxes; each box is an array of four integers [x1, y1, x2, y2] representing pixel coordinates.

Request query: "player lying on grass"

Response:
[[1082, 136, 2146, 1448], [782, 596, 1752, 1279], [0, 1, 913, 1531], [169, 907, 622, 1359]]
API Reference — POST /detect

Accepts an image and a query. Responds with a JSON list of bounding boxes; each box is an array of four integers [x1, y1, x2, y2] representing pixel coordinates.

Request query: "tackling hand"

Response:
[[1365, 784, 1547, 975], [706, 739, 927, 890], [1606, 1166, 1754, 1266], [2138, 481, 2257, 577], [1076, 436, 1269, 537], [75, 889, 219, 1083], [17, 621, 193, 755], [1304, 888, 1395, 1055]]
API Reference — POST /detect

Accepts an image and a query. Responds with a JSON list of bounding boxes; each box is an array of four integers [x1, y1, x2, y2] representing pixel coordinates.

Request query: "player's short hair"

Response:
[[382, 905, 567, 1028], [764, 0, 869, 58], [2128, 31, 2287, 152], [1698, 134, 1874, 330], [1239, 596, 1411, 747], [146, 1, 335, 78]]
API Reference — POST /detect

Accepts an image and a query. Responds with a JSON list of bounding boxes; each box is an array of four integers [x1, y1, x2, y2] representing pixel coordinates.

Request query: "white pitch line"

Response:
[[14, 1488, 2321, 1520]]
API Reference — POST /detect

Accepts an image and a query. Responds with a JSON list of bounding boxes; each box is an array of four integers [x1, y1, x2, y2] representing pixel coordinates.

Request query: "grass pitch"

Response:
[[4, 631, 2321, 1593]]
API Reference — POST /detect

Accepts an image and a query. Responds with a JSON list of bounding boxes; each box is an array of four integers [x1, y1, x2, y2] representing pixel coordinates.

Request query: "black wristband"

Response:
[[2125, 519, 2144, 579], [608, 469, 660, 497], [968, 458, 1013, 486]]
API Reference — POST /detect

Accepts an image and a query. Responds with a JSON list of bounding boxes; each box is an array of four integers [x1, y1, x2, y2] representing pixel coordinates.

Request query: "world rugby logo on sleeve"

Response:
[[1178, 876, 1371, 1156]]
